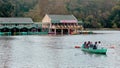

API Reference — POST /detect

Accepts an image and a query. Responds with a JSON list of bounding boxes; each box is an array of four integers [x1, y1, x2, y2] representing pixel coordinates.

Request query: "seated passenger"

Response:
[[83, 42, 87, 48], [89, 42, 93, 49], [85, 41, 90, 49], [97, 41, 102, 49], [93, 42, 97, 49]]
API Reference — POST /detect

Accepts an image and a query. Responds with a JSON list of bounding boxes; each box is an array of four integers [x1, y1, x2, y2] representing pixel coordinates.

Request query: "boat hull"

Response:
[[81, 47, 107, 54]]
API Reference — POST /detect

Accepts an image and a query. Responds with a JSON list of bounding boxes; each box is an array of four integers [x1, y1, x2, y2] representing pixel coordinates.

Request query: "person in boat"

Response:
[[83, 42, 87, 48], [89, 42, 94, 49], [93, 42, 97, 49], [97, 41, 102, 49], [85, 41, 90, 49]]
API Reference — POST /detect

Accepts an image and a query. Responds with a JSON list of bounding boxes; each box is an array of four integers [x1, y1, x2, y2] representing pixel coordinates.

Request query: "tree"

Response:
[[109, 1, 120, 28], [0, 0, 14, 17]]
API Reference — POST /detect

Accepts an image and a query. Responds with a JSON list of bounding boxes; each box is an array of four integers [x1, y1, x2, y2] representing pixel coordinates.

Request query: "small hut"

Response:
[[0, 18, 33, 35], [42, 14, 83, 34]]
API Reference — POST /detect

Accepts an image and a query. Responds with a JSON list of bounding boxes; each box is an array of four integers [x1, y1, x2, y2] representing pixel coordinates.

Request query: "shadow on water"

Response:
[[0, 36, 16, 40], [82, 51, 107, 57]]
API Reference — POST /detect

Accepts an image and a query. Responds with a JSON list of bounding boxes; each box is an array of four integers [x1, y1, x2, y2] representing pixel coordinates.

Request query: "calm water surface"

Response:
[[0, 31, 120, 68]]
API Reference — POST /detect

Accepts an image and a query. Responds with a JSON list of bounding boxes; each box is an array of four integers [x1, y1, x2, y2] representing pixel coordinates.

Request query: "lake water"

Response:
[[0, 30, 120, 68]]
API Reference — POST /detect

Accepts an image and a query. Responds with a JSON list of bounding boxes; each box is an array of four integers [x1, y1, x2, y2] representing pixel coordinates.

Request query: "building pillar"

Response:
[[49, 23, 52, 33], [49, 28, 51, 33], [68, 29, 70, 35], [55, 29, 56, 35], [61, 29, 63, 35], [75, 29, 77, 34], [19, 28, 20, 35]]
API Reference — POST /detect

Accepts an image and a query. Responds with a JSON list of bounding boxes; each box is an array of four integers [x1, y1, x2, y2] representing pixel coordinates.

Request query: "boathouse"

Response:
[[0, 18, 47, 35], [42, 14, 83, 34]]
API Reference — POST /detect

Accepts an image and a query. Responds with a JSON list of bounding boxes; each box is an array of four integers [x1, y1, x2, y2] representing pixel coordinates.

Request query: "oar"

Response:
[[74, 45, 115, 49], [75, 45, 81, 48], [109, 45, 115, 49]]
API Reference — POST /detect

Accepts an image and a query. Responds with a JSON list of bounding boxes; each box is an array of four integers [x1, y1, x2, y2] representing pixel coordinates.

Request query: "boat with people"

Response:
[[81, 41, 107, 54], [81, 45, 107, 54]]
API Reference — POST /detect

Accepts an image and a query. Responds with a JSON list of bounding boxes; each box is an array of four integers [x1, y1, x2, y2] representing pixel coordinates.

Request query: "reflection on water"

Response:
[[0, 31, 120, 68]]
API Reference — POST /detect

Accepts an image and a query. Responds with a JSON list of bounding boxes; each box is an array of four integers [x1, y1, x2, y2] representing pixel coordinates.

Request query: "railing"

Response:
[[51, 25, 83, 29], [0, 32, 48, 36], [0, 32, 11, 36]]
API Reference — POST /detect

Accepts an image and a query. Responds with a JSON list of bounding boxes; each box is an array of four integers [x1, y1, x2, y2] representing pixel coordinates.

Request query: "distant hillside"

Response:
[[0, 0, 120, 28]]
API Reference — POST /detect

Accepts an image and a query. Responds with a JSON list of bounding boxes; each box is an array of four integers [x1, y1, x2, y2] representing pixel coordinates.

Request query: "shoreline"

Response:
[[84, 28, 120, 31]]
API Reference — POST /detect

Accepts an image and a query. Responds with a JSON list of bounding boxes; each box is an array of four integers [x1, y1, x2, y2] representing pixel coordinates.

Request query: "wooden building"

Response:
[[0, 18, 47, 35], [42, 14, 83, 34]]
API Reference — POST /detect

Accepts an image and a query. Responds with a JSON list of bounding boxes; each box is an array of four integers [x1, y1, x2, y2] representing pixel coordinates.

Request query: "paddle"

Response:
[[109, 45, 115, 49], [75, 46, 80, 48], [74, 45, 115, 49]]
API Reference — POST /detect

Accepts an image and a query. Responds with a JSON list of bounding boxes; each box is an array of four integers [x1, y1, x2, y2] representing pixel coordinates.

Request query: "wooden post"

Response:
[[55, 28, 56, 35], [61, 29, 63, 35], [68, 29, 70, 35], [48, 23, 51, 33], [75, 28, 76, 33]]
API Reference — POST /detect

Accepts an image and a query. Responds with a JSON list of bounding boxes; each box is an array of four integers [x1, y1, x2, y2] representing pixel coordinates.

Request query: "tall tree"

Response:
[[109, 1, 120, 27], [0, 0, 14, 17]]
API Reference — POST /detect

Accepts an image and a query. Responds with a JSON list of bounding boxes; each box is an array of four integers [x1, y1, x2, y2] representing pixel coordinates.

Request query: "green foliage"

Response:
[[13, 0, 38, 16], [109, 1, 120, 28], [0, 0, 37, 17], [0, 0, 120, 28], [0, 0, 14, 17], [112, 23, 117, 28], [65, 0, 117, 28]]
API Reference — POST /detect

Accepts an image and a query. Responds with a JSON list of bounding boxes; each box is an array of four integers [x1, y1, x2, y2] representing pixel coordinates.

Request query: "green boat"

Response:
[[81, 45, 107, 54]]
